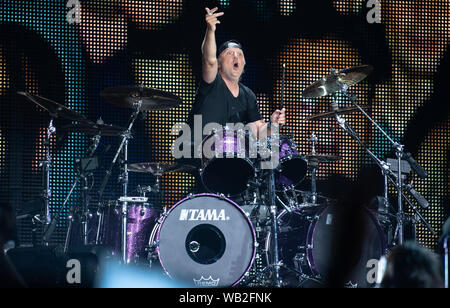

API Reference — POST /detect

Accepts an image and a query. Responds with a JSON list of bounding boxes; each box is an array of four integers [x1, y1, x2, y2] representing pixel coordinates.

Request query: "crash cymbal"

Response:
[[18, 91, 88, 122], [62, 122, 126, 137], [100, 86, 181, 111], [302, 65, 373, 98], [128, 162, 177, 175], [304, 106, 369, 121], [305, 153, 342, 163]]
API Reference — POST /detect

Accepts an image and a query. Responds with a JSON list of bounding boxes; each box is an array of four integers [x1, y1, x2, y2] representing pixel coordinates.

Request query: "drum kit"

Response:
[[18, 64, 436, 288]]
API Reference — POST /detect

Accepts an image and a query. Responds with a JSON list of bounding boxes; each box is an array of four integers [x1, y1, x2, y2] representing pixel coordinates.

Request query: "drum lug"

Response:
[[188, 193, 195, 199], [254, 241, 259, 248]]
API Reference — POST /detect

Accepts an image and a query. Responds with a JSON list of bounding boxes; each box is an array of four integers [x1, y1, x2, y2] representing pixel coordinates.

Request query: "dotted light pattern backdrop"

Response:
[[0, 0, 448, 250]]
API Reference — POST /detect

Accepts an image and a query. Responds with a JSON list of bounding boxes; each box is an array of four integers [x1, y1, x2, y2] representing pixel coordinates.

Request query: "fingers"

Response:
[[205, 7, 223, 18], [205, 7, 224, 30]]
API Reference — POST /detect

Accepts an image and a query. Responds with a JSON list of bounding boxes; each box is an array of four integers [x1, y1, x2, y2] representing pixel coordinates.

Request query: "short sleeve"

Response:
[[198, 73, 220, 96]]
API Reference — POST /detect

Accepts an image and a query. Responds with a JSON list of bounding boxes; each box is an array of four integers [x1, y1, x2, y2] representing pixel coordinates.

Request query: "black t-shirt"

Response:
[[187, 73, 262, 130]]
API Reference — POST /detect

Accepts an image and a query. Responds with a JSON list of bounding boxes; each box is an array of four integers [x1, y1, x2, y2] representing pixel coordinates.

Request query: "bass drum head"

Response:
[[308, 206, 386, 288], [156, 194, 256, 287]]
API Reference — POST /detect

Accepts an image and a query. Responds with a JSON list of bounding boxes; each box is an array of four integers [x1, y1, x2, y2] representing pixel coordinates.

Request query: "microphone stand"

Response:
[[326, 73, 435, 244]]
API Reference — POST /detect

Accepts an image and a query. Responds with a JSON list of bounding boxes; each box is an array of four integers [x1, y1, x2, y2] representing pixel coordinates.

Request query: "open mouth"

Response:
[[233, 62, 239, 69]]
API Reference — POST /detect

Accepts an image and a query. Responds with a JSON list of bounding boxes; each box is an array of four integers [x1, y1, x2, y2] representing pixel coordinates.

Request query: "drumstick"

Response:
[[278, 63, 285, 131], [280, 63, 285, 110]]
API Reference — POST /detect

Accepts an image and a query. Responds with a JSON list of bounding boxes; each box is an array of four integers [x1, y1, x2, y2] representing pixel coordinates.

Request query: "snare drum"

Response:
[[152, 194, 256, 287]]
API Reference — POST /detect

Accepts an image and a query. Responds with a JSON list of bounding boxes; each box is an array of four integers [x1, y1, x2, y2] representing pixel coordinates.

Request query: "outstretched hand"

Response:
[[205, 7, 224, 32]]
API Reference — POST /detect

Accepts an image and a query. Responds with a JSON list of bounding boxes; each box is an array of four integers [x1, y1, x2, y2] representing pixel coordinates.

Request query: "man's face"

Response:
[[218, 47, 246, 82]]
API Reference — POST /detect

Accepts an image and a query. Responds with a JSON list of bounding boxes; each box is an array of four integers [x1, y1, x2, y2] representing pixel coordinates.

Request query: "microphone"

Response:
[[404, 184, 429, 209], [403, 152, 427, 179]]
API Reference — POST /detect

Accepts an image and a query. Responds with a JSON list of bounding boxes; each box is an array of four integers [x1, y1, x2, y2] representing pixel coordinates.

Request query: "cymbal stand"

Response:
[[308, 133, 319, 204], [266, 133, 283, 287], [329, 83, 435, 244], [61, 134, 100, 252], [41, 118, 55, 246], [98, 100, 142, 264]]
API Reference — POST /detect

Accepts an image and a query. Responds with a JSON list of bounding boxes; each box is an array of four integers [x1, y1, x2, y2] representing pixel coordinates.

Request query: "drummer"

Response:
[[182, 7, 286, 193], [186, 7, 285, 144]]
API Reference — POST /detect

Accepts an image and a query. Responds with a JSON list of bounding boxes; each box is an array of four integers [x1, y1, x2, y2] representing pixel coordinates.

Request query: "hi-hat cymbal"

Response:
[[62, 122, 126, 137], [305, 153, 342, 163], [100, 86, 181, 111], [304, 106, 369, 121], [167, 164, 198, 174], [18, 91, 88, 122], [128, 162, 176, 175], [302, 65, 373, 98]]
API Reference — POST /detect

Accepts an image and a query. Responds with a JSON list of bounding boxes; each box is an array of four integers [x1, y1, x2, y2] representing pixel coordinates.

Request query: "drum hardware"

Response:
[[97, 94, 145, 264], [304, 106, 370, 121], [18, 91, 92, 246], [98, 84, 182, 263], [334, 92, 435, 245], [268, 163, 283, 287], [61, 133, 101, 252], [303, 66, 435, 247]]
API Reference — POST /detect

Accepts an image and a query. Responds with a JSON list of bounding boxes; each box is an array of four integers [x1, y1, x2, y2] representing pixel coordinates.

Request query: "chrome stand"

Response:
[[41, 119, 55, 246], [98, 101, 142, 264], [326, 72, 436, 243]]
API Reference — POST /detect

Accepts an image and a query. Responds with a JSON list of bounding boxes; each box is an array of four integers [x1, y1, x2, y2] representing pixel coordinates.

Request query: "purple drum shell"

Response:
[[97, 203, 161, 262], [274, 136, 308, 189], [156, 193, 257, 287]]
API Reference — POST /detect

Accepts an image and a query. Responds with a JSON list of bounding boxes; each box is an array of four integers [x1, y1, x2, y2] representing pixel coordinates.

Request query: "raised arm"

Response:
[[202, 7, 224, 83]]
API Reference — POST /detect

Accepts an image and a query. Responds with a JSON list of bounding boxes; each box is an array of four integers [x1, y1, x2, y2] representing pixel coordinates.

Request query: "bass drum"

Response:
[[267, 205, 386, 288], [153, 194, 256, 287]]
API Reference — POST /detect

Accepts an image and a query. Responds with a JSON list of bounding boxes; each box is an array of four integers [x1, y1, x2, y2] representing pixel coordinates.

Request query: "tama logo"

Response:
[[179, 209, 229, 221]]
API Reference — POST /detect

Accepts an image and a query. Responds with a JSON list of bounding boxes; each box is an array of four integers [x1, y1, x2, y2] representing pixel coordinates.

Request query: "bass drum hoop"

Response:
[[306, 206, 387, 283]]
